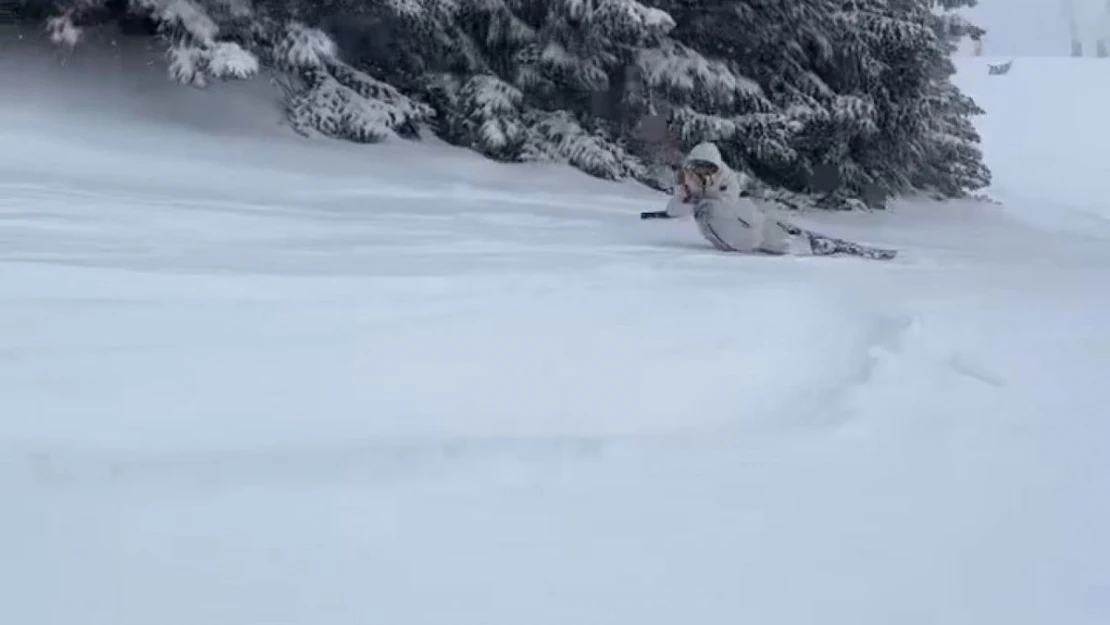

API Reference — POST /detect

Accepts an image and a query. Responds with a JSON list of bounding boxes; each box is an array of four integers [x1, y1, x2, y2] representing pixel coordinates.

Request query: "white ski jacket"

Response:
[[664, 142, 797, 255]]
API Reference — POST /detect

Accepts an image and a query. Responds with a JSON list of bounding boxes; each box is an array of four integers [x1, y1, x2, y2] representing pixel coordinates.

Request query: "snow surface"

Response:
[[3, 31, 1110, 625]]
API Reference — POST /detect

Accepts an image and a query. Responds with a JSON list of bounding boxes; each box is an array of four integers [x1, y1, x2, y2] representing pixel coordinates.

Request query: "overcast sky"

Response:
[[964, 0, 1109, 56]]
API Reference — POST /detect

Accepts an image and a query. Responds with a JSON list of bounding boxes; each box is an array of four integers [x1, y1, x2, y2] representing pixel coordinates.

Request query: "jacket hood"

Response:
[[684, 142, 726, 169]]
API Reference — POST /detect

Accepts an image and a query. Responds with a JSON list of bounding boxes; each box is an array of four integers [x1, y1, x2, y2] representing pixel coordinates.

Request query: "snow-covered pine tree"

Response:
[[823, 0, 988, 202], [914, 0, 991, 198], [26, 0, 989, 205]]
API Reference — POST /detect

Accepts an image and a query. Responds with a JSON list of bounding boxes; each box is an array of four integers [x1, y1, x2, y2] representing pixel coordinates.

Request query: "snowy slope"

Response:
[[3, 31, 1110, 625]]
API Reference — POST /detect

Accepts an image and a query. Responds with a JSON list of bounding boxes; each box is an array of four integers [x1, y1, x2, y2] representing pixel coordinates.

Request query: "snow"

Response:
[[3, 30, 1110, 625], [965, 0, 1108, 56]]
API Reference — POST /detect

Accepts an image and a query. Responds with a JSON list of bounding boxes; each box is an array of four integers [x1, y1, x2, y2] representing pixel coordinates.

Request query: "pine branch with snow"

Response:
[[166, 36, 258, 86], [42, 0, 260, 84], [268, 20, 336, 71], [287, 69, 409, 142], [45, 12, 82, 45], [429, 73, 529, 159], [268, 22, 433, 142], [522, 110, 645, 181], [635, 41, 770, 114]]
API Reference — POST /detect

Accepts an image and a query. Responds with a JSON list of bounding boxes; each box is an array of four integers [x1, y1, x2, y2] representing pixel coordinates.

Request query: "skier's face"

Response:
[[686, 160, 719, 178], [684, 160, 719, 193]]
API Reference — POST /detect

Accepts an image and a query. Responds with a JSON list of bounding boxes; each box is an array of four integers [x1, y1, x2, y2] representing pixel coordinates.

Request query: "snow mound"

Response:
[[954, 55, 1110, 234]]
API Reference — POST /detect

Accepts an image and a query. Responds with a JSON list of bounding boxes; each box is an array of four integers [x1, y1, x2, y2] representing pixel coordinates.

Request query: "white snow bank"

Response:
[[0, 262, 888, 449], [954, 56, 1110, 235]]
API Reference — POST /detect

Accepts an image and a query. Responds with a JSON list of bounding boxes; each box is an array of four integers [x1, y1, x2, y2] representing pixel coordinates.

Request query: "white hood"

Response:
[[683, 142, 726, 169]]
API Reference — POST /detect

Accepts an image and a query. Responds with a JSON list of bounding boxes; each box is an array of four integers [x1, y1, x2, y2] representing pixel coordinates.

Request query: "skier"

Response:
[[648, 141, 896, 260]]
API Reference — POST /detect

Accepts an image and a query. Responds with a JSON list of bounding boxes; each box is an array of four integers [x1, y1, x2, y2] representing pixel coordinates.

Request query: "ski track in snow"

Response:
[[2, 36, 1110, 625]]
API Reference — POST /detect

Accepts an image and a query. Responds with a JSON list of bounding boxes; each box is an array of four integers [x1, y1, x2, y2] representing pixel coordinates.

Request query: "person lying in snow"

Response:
[[655, 142, 896, 260]]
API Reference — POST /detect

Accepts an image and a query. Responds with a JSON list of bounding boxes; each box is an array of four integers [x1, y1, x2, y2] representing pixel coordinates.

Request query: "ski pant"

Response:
[[774, 221, 897, 261]]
